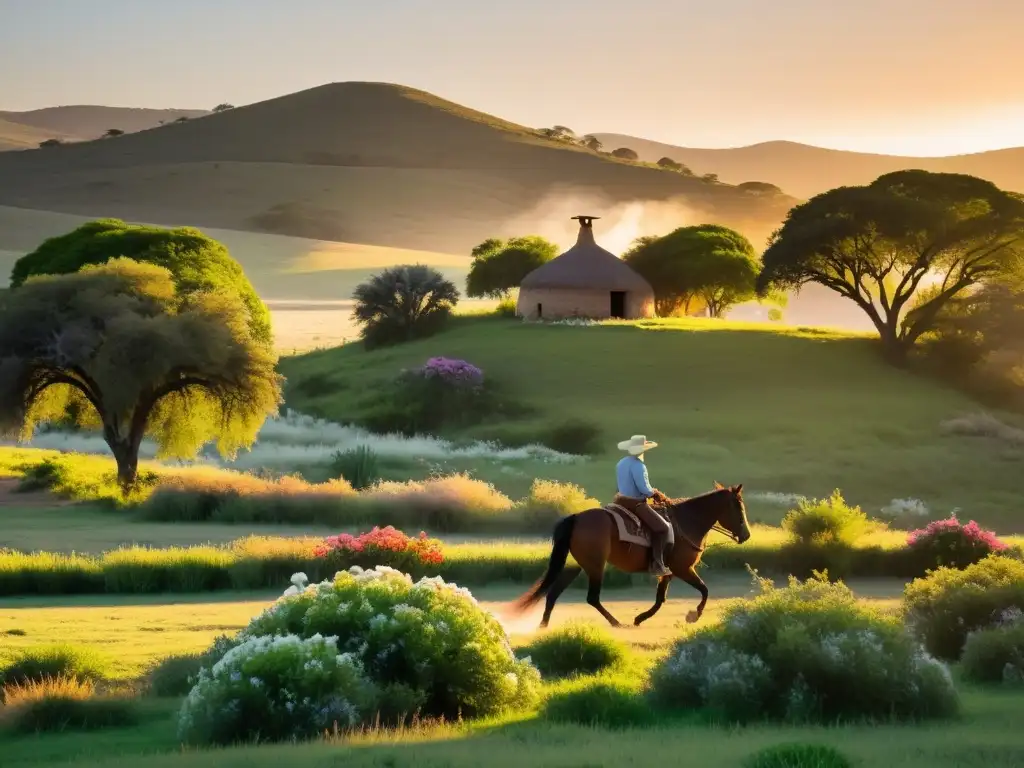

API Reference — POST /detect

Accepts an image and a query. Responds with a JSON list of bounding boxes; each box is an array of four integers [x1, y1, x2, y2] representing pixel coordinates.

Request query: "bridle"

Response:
[[662, 494, 744, 551]]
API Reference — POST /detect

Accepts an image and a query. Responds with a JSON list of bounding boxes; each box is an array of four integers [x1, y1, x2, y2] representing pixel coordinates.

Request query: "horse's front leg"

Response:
[[677, 566, 709, 623], [633, 574, 672, 626]]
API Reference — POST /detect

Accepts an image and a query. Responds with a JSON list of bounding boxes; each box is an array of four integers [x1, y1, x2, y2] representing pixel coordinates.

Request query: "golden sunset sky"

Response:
[[1, 0, 1022, 156]]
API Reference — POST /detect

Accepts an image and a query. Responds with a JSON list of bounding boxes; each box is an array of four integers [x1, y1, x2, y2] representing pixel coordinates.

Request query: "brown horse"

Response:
[[513, 483, 751, 628]]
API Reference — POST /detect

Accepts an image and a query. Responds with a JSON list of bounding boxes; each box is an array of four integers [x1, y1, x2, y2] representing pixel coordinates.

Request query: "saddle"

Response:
[[602, 497, 675, 549]]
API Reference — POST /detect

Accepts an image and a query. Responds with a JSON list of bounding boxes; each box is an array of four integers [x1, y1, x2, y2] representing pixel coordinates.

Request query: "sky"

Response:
[[1, 0, 1023, 156]]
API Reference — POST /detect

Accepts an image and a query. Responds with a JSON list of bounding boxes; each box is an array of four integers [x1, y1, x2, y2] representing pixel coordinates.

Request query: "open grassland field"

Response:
[[282, 316, 1024, 531], [1, 581, 1022, 768]]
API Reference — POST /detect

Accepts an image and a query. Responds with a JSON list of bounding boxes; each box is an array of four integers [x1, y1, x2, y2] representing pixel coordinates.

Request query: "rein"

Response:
[[662, 496, 740, 553]]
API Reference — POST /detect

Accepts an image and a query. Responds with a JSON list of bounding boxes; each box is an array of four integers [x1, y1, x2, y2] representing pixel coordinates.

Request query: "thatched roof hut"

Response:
[[516, 215, 655, 320]]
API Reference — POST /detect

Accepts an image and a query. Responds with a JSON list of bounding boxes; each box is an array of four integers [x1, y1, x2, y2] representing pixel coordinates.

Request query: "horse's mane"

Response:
[[667, 487, 730, 507]]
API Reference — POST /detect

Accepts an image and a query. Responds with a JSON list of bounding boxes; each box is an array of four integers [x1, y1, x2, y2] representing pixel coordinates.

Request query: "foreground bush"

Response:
[[960, 611, 1024, 685], [522, 622, 625, 678], [0, 675, 138, 733], [179, 634, 375, 745], [0, 643, 112, 688], [902, 555, 1024, 660], [744, 743, 853, 768], [227, 568, 539, 722], [650, 571, 958, 724], [906, 516, 1009, 571], [353, 266, 459, 349]]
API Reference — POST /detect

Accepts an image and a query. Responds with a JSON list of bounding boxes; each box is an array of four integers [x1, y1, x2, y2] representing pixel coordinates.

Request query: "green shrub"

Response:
[[902, 555, 1024, 660], [782, 491, 870, 546], [544, 419, 603, 456], [178, 634, 376, 745], [330, 446, 381, 490], [146, 653, 205, 698], [960, 614, 1024, 685], [353, 266, 458, 349], [522, 622, 626, 679], [542, 679, 655, 728], [744, 743, 853, 768], [494, 297, 517, 317], [1, 644, 112, 688], [650, 571, 959, 724], [0, 676, 138, 733], [223, 568, 540, 723], [516, 479, 598, 531]]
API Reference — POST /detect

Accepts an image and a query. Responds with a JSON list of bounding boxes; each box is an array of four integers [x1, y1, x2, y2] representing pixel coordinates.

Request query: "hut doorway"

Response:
[[610, 291, 626, 319]]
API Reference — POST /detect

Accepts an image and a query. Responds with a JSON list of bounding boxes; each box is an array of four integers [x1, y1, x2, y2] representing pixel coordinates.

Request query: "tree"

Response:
[[657, 157, 692, 174], [738, 181, 782, 195], [623, 225, 768, 317], [103, 129, 125, 138], [352, 265, 459, 349], [611, 147, 639, 161], [213, 103, 235, 112], [701, 173, 719, 183], [465, 235, 558, 300], [581, 135, 603, 152], [538, 126, 575, 142], [0, 259, 282, 488], [174, 116, 190, 123], [11, 219, 272, 347], [38, 138, 62, 148], [757, 170, 1024, 362]]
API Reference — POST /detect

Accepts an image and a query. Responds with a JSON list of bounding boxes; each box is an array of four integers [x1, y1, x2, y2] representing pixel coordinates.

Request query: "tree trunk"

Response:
[[878, 324, 912, 366], [109, 439, 139, 492]]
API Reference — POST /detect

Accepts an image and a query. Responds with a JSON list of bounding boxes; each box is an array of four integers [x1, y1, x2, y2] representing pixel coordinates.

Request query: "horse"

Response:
[[513, 483, 751, 628]]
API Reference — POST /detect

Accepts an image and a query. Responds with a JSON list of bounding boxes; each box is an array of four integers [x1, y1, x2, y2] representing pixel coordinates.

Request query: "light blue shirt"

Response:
[[616, 455, 655, 499]]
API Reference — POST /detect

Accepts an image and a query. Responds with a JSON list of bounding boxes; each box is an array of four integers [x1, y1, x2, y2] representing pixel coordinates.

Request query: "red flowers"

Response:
[[314, 526, 444, 568], [906, 515, 1008, 570]]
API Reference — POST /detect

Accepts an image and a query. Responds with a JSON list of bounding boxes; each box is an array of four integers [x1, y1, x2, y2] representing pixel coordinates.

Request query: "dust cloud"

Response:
[[499, 187, 698, 255]]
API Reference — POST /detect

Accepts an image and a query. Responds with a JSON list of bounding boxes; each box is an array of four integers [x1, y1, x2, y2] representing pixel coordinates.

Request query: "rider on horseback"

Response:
[[614, 434, 672, 576]]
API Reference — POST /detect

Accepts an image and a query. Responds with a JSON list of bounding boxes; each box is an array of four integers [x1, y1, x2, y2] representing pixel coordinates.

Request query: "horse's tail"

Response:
[[512, 513, 578, 612]]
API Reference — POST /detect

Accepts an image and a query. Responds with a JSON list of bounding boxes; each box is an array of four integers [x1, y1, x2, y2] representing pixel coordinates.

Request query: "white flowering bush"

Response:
[[650, 571, 959, 724], [178, 633, 374, 745], [234, 567, 540, 721]]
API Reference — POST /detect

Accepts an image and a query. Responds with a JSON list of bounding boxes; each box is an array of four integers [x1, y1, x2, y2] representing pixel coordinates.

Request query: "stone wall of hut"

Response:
[[516, 288, 656, 320]]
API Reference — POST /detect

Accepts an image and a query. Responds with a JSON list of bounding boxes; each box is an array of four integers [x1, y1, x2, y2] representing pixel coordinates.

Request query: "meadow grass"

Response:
[[0, 583, 1021, 767], [280, 316, 1024, 531]]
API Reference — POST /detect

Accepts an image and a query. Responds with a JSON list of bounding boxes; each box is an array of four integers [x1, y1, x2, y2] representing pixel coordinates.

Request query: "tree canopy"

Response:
[[623, 225, 768, 317], [0, 259, 282, 488], [353, 265, 459, 349], [465, 235, 558, 300], [757, 170, 1024, 360], [11, 219, 272, 346], [611, 147, 639, 161], [657, 157, 692, 174]]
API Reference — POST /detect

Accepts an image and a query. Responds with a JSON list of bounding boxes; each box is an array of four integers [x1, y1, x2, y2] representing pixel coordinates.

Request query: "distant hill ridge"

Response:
[[0, 81, 796, 254], [591, 134, 1024, 198], [0, 106, 209, 147]]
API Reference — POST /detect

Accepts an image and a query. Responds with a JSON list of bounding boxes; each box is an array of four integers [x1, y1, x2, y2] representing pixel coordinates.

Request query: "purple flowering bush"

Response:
[[907, 515, 1008, 571], [416, 357, 485, 389]]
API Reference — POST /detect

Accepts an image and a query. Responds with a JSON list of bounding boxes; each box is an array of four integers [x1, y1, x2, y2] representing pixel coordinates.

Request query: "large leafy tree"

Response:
[[757, 170, 1024, 361], [623, 225, 770, 317], [352, 265, 459, 349], [0, 259, 282, 488], [11, 219, 272, 347], [465, 236, 558, 300]]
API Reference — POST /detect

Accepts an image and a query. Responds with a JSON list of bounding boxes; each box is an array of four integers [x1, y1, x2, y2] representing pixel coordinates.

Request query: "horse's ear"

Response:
[[713, 481, 724, 489], [733, 483, 743, 495]]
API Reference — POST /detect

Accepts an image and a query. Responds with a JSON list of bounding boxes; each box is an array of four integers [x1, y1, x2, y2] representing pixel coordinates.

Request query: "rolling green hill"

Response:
[[280, 316, 1024, 530]]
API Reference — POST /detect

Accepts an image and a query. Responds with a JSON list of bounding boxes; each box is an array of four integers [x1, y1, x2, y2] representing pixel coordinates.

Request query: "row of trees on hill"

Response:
[[35, 103, 237, 148], [0, 221, 280, 489]]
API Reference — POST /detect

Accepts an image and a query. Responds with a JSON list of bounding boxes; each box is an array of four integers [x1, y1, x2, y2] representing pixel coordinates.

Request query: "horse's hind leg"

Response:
[[540, 566, 581, 628], [584, 565, 621, 627], [633, 574, 672, 626]]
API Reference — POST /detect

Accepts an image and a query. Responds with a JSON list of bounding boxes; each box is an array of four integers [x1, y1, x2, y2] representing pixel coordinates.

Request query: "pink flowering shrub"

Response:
[[313, 526, 444, 573], [907, 516, 1008, 571], [416, 357, 484, 389]]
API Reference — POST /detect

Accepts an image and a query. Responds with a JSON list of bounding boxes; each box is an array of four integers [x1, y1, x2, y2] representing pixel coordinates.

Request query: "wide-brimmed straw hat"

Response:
[[617, 435, 658, 455]]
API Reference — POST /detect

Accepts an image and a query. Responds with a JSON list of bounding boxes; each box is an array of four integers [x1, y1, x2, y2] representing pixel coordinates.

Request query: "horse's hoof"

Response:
[[685, 610, 700, 624]]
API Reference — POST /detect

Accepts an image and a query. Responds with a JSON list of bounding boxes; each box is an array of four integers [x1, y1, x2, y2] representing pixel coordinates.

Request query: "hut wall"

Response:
[[516, 288, 655, 320]]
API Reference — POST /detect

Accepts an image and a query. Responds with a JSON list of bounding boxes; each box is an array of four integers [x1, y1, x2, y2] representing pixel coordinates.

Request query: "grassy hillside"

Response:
[[0, 105, 208, 143], [0, 118, 78, 152], [0, 82, 796, 254], [280, 316, 1024, 529], [592, 135, 1024, 198]]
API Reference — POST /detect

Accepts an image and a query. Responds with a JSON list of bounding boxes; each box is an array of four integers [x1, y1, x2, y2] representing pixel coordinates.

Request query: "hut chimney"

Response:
[[570, 215, 600, 246]]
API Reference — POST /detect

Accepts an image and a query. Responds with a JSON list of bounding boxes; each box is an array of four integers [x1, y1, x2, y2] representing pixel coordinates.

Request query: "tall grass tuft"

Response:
[[331, 445, 381, 490], [0, 675, 138, 733], [0, 644, 112, 688], [522, 621, 626, 678]]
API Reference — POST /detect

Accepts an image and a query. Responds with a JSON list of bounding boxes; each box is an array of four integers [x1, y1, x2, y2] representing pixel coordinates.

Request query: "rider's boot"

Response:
[[648, 530, 672, 576]]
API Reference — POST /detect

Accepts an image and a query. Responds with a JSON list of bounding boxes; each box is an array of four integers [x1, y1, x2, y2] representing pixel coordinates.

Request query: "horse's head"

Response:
[[711, 481, 751, 544]]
